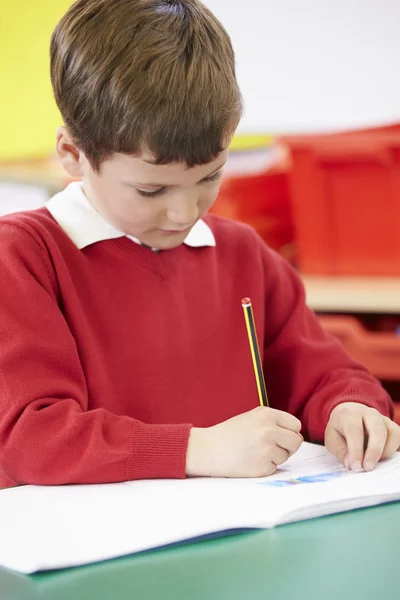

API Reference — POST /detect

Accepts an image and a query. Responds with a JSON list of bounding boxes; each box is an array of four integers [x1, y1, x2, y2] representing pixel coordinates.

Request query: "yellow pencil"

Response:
[[241, 297, 269, 407]]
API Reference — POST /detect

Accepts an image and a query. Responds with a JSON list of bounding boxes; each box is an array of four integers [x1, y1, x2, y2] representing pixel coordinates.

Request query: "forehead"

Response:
[[101, 149, 229, 184]]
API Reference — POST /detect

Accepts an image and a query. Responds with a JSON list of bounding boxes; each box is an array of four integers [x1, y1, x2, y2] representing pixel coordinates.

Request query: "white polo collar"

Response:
[[45, 181, 216, 250]]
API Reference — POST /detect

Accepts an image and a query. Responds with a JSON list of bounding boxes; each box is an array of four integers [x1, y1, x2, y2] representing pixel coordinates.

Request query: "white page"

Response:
[[236, 444, 400, 525], [1, 443, 400, 575], [0, 478, 277, 574]]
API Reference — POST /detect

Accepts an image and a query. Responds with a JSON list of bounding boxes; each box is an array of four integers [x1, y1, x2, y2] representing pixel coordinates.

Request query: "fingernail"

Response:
[[364, 461, 374, 472], [351, 461, 363, 472]]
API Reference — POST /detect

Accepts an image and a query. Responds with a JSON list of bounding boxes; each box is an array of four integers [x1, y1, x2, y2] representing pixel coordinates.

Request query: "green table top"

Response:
[[1, 502, 398, 600]]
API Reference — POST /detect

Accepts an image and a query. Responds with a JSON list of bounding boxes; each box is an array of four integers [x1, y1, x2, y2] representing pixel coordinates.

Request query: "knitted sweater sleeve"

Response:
[[260, 242, 393, 441], [0, 225, 191, 486]]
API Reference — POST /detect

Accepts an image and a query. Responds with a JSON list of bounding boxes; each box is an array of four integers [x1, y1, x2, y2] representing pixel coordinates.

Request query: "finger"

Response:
[[362, 413, 388, 471], [272, 427, 303, 455], [342, 415, 365, 471], [263, 462, 278, 477], [271, 446, 290, 466], [325, 426, 348, 465], [381, 418, 400, 460], [273, 410, 302, 433]]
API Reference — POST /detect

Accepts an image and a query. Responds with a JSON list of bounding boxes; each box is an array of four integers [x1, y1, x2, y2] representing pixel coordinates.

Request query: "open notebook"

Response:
[[1, 442, 400, 574]]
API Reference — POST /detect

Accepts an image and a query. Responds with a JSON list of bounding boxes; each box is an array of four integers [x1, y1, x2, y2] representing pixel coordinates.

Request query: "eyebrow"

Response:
[[123, 161, 227, 189]]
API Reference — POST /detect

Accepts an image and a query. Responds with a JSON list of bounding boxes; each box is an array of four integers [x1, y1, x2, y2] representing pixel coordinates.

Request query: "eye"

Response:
[[136, 188, 165, 198], [203, 171, 222, 183]]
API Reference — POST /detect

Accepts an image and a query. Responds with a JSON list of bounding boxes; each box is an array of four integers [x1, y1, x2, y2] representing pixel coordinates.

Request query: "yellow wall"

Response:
[[0, 1, 73, 161]]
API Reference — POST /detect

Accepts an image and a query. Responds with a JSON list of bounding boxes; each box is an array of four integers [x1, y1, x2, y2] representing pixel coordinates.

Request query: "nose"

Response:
[[166, 193, 199, 227]]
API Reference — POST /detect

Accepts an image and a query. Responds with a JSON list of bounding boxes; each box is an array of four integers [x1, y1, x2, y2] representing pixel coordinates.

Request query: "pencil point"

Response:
[[241, 297, 251, 306]]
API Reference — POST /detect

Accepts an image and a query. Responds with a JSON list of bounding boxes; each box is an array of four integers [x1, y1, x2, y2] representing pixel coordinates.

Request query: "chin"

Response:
[[141, 230, 189, 250], [154, 237, 186, 250]]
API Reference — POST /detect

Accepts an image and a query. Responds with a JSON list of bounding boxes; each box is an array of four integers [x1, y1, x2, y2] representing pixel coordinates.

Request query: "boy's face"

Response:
[[57, 128, 229, 250]]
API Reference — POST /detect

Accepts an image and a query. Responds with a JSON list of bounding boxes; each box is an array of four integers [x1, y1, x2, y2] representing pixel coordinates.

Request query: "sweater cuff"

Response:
[[125, 422, 192, 480], [307, 389, 393, 442], [325, 389, 393, 423]]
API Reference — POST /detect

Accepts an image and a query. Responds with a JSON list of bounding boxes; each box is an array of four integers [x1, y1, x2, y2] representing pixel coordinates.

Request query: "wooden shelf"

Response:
[[301, 276, 400, 314]]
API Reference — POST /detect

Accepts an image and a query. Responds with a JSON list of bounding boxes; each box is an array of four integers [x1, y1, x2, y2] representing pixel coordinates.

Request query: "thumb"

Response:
[[325, 427, 348, 466]]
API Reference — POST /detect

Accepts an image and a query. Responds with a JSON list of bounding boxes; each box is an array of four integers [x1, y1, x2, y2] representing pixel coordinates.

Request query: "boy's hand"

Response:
[[186, 406, 303, 478], [325, 402, 400, 471]]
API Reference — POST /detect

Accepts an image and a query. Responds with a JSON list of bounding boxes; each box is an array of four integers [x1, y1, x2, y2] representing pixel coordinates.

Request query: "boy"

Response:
[[0, 0, 398, 489]]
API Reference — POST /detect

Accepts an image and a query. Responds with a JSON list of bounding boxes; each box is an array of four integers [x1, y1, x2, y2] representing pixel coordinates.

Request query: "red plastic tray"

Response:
[[282, 125, 400, 275], [319, 314, 400, 380]]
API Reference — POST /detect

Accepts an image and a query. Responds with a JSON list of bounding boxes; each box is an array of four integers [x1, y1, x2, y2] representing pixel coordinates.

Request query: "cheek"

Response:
[[198, 185, 221, 213], [113, 199, 157, 228], [91, 181, 158, 229]]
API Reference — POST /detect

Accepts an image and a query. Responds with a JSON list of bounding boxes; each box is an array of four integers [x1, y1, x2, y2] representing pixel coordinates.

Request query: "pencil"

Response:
[[241, 297, 269, 407]]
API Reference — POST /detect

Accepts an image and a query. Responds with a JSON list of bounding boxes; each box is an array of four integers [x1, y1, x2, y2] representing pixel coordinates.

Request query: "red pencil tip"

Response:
[[241, 297, 251, 306]]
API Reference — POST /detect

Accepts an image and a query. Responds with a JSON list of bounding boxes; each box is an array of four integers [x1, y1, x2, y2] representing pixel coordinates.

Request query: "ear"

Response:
[[56, 126, 84, 178]]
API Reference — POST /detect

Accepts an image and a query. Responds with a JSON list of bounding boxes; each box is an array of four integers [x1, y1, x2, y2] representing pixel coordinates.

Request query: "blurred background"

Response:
[[1, 0, 400, 418]]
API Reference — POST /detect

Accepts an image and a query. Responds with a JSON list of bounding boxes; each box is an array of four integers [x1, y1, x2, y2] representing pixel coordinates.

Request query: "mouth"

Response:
[[158, 227, 192, 235]]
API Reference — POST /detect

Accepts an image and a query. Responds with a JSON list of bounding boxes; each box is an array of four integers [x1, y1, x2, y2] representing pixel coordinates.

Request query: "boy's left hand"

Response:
[[325, 402, 400, 472]]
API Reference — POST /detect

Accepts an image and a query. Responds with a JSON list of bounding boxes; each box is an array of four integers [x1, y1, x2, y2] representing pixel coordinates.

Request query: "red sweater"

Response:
[[0, 209, 392, 487]]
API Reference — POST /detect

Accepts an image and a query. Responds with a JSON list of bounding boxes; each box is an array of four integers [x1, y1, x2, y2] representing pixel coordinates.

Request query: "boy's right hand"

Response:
[[185, 406, 303, 478]]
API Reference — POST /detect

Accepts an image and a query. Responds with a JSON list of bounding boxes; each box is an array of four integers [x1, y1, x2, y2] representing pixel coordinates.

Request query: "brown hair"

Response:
[[50, 0, 243, 171]]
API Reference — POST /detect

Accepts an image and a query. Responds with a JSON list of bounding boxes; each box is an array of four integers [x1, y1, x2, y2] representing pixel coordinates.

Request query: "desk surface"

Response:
[[302, 275, 400, 313], [1, 502, 399, 600]]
